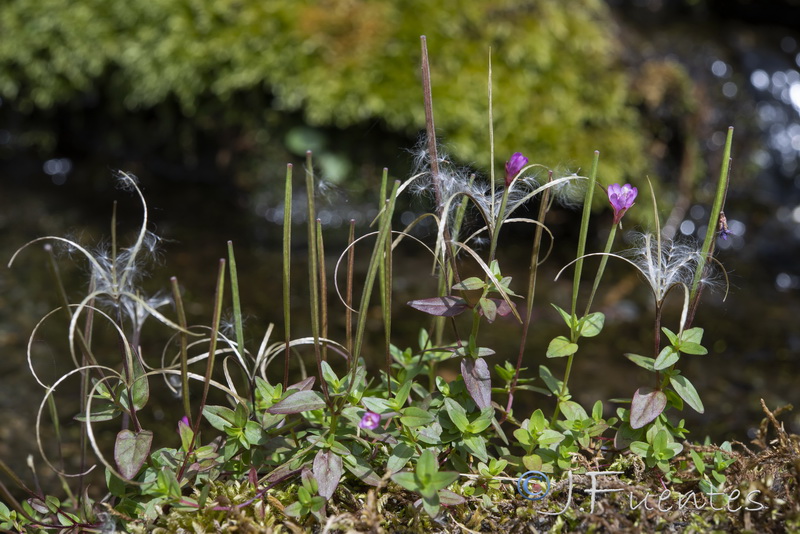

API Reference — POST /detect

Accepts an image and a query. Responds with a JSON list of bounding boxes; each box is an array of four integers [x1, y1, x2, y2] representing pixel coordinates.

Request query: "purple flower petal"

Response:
[[504, 152, 528, 186], [607, 183, 637, 224], [359, 411, 381, 430]]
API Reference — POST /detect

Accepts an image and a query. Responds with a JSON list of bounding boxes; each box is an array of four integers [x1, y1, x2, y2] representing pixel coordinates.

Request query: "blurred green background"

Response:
[[1, 0, 799, 494]]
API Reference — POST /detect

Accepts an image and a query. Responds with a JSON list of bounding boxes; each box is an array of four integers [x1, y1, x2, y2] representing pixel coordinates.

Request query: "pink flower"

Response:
[[607, 183, 638, 224], [359, 411, 381, 430], [504, 152, 528, 187]]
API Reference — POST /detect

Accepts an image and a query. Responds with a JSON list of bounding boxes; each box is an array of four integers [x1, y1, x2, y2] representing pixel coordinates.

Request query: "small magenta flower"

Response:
[[359, 411, 381, 430], [607, 183, 638, 224], [505, 152, 528, 187]]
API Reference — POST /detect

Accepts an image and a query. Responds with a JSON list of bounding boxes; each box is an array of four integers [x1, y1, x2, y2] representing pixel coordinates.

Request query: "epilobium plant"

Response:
[[1, 40, 736, 531]]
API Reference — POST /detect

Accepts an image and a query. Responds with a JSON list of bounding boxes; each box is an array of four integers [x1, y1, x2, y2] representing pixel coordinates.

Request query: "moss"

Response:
[[1, 0, 650, 183]]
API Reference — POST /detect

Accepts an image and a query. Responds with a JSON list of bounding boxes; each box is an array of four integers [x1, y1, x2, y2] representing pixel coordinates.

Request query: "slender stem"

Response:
[[550, 350, 574, 426], [488, 182, 512, 263], [378, 168, 392, 392], [420, 35, 461, 346], [305, 152, 329, 400], [488, 49, 496, 223], [553, 152, 600, 425], [506, 174, 551, 417], [282, 164, 293, 389], [111, 201, 118, 291], [346, 219, 355, 355], [352, 182, 400, 362], [583, 224, 618, 318], [654, 302, 663, 387], [227, 241, 252, 405], [420, 36, 442, 208], [316, 220, 328, 362], [182, 258, 225, 481], [170, 276, 192, 424], [570, 152, 600, 321], [688, 127, 733, 325]]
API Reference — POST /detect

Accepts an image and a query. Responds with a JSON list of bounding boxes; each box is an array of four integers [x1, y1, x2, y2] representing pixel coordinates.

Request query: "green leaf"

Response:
[[268, 390, 326, 414], [320, 361, 340, 389], [421, 491, 441, 517], [400, 407, 435, 428], [559, 401, 588, 421], [202, 405, 236, 431], [444, 398, 469, 433], [129, 354, 149, 411], [690, 450, 706, 474], [546, 336, 578, 358], [654, 346, 680, 370], [522, 454, 543, 471], [625, 353, 656, 372], [178, 418, 194, 452], [156, 466, 181, 499], [416, 449, 438, 482], [283, 501, 303, 518], [429, 471, 459, 491], [114, 429, 153, 480], [577, 312, 605, 338], [361, 397, 392, 414], [393, 379, 413, 408], [391, 472, 419, 492], [679, 342, 708, 356], [530, 409, 548, 433], [462, 434, 489, 462], [629, 387, 667, 429], [243, 421, 262, 446], [661, 327, 679, 346], [479, 297, 497, 323], [539, 366, 562, 395], [418, 328, 431, 351], [344, 456, 381, 486], [680, 327, 704, 345], [592, 400, 604, 420], [74, 401, 121, 423], [387, 443, 415, 473], [669, 375, 704, 414], [469, 414, 493, 434], [551, 304, 575, 329], [629, 440, 650, 457], [233, 402, 249, 427], [452, 277, 484, 291], [537, 429, 565, 446]]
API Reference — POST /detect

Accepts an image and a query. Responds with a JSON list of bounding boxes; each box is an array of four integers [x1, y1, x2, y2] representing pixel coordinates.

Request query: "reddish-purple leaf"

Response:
[[477, 299, 516, 322], [438, 489, 467, 506], [114, 429, 153, 480], [268, 390, 326, 414], [462, 358, 491, 410], [263, 462, 304, 485], [407, 296, 468, 317], [313, 450, 343, 500], [287, 376, 315, 392], [491, 298, 516, 317], [630, 387, 667, 429]]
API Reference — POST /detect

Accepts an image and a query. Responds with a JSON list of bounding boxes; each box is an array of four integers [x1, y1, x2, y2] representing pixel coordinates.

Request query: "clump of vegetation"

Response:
[[0, 0, 648, 185], [1, 38, 798, 534]]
